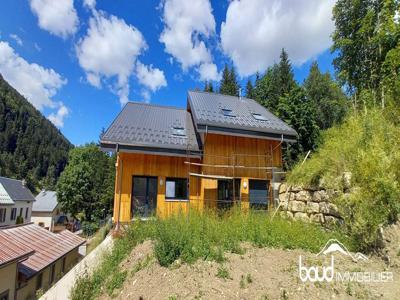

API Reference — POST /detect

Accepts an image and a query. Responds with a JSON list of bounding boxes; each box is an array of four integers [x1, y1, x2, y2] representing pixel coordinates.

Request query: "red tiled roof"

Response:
[[0, 223, 85, 276], [0, 232, 34, 267]]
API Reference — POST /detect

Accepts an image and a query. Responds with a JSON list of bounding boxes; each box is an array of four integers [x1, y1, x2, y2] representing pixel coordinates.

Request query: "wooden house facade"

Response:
[[100, 91, 297, 223]]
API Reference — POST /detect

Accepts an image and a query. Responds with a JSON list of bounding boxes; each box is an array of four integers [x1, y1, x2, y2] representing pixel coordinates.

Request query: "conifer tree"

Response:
[[246, 79, 254, 99]]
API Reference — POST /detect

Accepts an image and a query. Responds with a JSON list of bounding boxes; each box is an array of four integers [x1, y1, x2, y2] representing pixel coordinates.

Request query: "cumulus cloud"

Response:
[[76, 11, 147, 105], [83, 0, 96, 10], [159, 0, 219, 81], [220, 0, 336, 76], [136, 62, 167, 92], [48, 103, 69, 127], [198, 62, 220, 81], [0, 41, 68, 127], [9, 34, 23, 46], [29, 0, 78, 38]]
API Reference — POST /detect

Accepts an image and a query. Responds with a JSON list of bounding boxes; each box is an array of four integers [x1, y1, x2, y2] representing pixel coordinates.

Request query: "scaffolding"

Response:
[[184, 147, 284, 211]]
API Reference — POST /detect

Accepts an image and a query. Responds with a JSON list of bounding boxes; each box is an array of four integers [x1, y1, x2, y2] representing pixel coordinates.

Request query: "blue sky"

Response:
[[0, 0, 336, 145]]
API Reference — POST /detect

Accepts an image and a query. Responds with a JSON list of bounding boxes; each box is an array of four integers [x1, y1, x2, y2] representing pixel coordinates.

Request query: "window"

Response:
[[252, 113, 268, 121], [165, 178, 188, 200], [221, 108, 235, 117], [0, 290, 9, 300], [249, 179, 269, 210], [19, 208, 23, 217], [49, 264, 55, 284], [25, 207, 29, 219], [61, 257, 66, 273], [36, 273, 43, 290], [172, 126, 186, 137], [10, 208, 16, 221], [0, 208, 6, 223]]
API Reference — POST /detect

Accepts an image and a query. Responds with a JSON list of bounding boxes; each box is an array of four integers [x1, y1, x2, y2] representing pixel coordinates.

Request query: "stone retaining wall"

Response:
[[278, 184, 343, 226]]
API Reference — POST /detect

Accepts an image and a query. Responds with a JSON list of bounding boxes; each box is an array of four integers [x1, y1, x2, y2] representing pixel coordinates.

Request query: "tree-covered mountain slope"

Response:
[[0, 74, 72, 191]]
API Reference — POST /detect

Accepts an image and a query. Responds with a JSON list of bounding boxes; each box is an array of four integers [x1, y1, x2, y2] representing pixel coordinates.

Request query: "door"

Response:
[[249, 179, 269, 210], [217, 179, 240, 210], [132, 176, 158, 218]]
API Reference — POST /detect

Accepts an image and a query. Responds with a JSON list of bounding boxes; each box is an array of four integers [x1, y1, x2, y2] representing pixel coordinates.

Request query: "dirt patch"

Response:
[[99, 242, 399, 300]]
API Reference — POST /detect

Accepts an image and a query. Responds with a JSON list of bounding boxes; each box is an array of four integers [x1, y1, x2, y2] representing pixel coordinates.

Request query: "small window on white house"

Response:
[[172, 127, 186, 137], [0, 208, 6, 223], [221, 108, 235, 117], [11, 208, 16, 221], [25, 207, 29, 219], [252, 113, 268, 121]]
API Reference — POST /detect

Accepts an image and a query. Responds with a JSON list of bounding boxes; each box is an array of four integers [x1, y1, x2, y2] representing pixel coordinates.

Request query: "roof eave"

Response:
[[100, 142, 202, 158]]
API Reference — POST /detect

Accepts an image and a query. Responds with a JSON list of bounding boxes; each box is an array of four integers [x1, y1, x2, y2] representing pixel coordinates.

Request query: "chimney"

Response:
[[239, 88, 242, 101]]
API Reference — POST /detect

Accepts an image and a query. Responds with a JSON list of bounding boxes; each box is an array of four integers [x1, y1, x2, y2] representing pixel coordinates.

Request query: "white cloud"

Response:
[[136, 62, 167, 92], [29, 0, 78, 38], [0, 41, 68, 127], [220, 0, 336, 76], [76, 11, 148, 105], [9, 34, 23, 46], [159, 0, 219, 81], [198, 62, 220, 81], [34, 43, 41, 51], [48, 103, 69, 127], [83, 0, 96, 10]]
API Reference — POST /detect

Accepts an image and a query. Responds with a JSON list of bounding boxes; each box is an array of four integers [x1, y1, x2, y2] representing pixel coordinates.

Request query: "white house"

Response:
[[0, 177, 35, 227], [31, 190, 66, 231]]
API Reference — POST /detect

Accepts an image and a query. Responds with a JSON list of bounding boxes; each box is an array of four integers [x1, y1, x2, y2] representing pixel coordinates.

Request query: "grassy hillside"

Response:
[[71, 209, 350, 300], [288, 109, 400, 250], [0, 74, 72, 191]]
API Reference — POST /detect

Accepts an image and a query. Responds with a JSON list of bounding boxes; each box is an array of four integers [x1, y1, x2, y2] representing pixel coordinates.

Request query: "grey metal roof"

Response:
[[188, 91, 297, 141], [101, 102, 200, 155], [0, 183, 14, 205], [0, 177, 35, 202], [33, 190, 58, 212]]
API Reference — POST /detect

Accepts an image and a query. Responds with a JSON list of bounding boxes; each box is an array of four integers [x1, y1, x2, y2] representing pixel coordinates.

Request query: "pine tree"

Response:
[[278, 48, 296, 95], [246, 79, 254, 99], [219, 64, 239, 96], [304, 61, 348, 129], [204, 81, 214, 92]]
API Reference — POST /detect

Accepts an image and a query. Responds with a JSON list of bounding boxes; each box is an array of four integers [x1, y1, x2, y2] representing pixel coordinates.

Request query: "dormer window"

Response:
[[252, 113, 268, 121], [172, 127, 186, 136], [221, 108, 235, 117]]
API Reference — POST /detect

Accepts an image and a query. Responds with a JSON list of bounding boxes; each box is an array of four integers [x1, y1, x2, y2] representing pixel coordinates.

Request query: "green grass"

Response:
[[71, 209, 352, 300], [86, 222, 112, 254]]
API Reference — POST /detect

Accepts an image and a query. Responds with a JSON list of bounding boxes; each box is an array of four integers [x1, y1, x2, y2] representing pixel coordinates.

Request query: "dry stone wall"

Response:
[[278, 184, 343, 226]]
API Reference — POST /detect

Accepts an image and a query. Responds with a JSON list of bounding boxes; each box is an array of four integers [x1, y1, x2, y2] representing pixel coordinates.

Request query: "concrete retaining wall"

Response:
[[40, 235, 114, 300]]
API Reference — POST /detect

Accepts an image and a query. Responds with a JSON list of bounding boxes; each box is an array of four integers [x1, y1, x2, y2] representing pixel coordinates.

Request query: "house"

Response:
[[100, 91, 297, 223], [0, 223, 85, 300], [31, 190, 67, 232], [0, 236, 34, 300], [0, 177, 35, 227]]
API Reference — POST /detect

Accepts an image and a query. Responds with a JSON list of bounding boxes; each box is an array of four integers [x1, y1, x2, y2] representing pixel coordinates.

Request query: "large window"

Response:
[[165, 178, 188, 200], [49, 264, 55, 284], [249, 179, 269, 210], [10, 208, 17, 221], [0, 208, 6, 223], [36, 273, 43, 290], [25, 207, 29, 219]]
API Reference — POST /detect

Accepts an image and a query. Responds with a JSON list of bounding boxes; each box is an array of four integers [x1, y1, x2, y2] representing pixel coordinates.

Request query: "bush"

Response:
[[82, 221, 99, 237], [288, 109, 400, 251], [16, 216, 24, 224]]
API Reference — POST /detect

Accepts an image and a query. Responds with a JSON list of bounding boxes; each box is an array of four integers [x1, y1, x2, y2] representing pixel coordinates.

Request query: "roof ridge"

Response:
[[188, 90, 254, 102], [126, 101, 186, 111]]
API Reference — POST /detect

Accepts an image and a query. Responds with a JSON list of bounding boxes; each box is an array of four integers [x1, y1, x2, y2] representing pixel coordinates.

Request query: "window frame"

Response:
[[0, 289, 9, 300], [165, 177, 188, 201], [49, 264, 55, 284], [36, 273, 43, 290], [221, 108, 235, 117], [25, 207, 29, 219], [10, 208, 17, 221], [0, 208, 6, 223], [251, 113, 269, 121]]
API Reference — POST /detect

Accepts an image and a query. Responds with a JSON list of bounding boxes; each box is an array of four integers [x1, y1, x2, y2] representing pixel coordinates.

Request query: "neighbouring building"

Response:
[[0, 223, 85, 300], [0, 177, 35, 227], [0, 236, 34, 300], [100, 91, 297, 222], [31, 190, 67, 232]]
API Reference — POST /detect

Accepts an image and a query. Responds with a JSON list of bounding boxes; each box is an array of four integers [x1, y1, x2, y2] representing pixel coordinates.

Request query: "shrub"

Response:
[[288, 110, 400, 251], [16, 216, 24, 224], [82, 221, 99, 237]]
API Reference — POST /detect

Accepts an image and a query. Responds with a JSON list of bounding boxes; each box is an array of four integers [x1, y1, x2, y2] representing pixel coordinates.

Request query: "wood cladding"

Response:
[[113, 133, 283, 222]]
